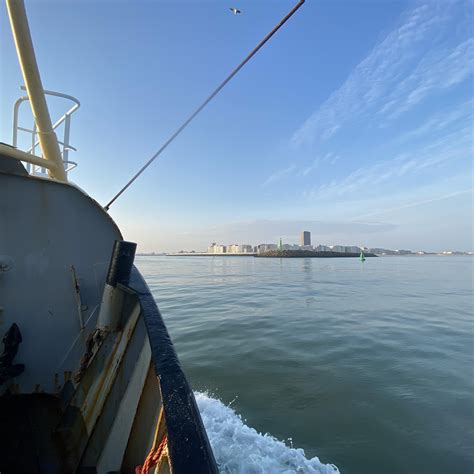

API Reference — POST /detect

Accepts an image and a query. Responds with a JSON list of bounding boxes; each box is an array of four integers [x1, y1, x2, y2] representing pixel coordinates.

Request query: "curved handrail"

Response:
[[12, 87, 81, 176], [63, 160, 78, 173], [22, 86, 81, 108], [20, 87, 81, 155]]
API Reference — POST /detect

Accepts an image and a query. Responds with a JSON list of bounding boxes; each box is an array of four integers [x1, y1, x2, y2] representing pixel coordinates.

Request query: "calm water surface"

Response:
[[137, 256, 473, 474]]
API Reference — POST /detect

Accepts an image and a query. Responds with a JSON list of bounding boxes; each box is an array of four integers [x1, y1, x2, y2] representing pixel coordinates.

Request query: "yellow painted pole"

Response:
[[6, 0, 67, 182], [0, 143, 62, 173]]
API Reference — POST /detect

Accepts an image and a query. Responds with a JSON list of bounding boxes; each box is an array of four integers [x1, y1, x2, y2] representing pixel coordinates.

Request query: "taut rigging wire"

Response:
[[104, 0, 305, 211]]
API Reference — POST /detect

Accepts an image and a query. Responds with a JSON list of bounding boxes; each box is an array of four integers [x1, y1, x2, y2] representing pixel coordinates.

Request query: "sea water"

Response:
[[137, 256, 473, 474]]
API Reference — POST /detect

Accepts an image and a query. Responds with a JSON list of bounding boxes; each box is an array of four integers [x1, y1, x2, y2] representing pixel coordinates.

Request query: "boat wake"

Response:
[[195, 392, 339, 474]]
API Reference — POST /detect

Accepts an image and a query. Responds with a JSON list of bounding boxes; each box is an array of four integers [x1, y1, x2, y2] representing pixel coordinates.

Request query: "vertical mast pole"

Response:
[[6, 0, 67, 182]]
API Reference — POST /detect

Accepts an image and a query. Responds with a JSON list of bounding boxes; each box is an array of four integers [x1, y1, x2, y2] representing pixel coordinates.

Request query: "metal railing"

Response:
[[12, 86, 80, 177]]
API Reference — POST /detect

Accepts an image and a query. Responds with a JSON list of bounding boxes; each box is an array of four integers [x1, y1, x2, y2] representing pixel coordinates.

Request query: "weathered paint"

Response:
[[122, 360, 162, 472], [95, 338, 152, 472], [97, 241, 136, 331], [127, 268, 219, 473], [0, 168, 121, 395], [70, 264, 85, 330], [0, 160, 217, 472]]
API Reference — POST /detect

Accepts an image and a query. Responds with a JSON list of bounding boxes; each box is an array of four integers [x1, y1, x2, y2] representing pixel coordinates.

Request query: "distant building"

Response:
[[238, 244, 253, 253], [301, 231, 311, 246], [208, 243, 254, 254], [347, 246, 361, 253], [374, 248, 408, 255], [207, 243, 226, 253], [369, 248, 398, 255], [257, 244, 277, 254], [331, 245, 361, 253], [314, 244, 330, 252], [221, 244, 254, 254]]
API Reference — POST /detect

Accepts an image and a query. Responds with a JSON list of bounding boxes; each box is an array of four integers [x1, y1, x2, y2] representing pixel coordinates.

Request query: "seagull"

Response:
[[230, 7, 241, 15]]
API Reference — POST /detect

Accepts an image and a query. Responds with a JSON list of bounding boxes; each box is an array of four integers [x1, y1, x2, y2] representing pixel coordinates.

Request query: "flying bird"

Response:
[[230, 7, 241, 15]]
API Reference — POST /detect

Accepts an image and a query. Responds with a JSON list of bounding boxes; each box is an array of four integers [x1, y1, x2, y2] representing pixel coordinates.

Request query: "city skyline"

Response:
[[129, 217, 472, 253], [143, 228, 472, 255], [1, 0, 472, 252]]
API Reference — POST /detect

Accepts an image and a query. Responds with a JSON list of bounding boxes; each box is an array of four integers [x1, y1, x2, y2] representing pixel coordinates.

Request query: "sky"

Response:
[[1, 0, 473, 252]]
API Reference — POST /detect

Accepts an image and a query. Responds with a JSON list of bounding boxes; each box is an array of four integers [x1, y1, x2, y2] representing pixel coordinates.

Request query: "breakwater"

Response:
[[168, 253, 256, 257], [256, 250, 377, 258], [167, 251, 376, 258]]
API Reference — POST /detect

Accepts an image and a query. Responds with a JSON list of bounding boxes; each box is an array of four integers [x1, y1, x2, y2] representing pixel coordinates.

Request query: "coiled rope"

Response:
[[135, 435, 168, 474]]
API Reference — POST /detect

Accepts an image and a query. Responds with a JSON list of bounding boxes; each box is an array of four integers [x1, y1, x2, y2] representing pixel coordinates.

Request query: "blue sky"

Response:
[[1, 0, 472, 252]]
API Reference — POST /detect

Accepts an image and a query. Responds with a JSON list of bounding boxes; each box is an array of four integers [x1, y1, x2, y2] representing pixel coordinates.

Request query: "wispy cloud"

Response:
[[305, 124, 472, 200], [256, 0, 471, 253], [381, 38, 474, 120], [301, 152, 339, 176], [291, 1, 472, 147], [262, 164, 295, 187], [353, 188, 473, 220], [395, 98, 474, 143]]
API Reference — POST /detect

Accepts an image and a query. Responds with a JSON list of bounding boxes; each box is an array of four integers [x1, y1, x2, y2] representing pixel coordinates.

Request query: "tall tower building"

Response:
[[301, 231, 311, 246]]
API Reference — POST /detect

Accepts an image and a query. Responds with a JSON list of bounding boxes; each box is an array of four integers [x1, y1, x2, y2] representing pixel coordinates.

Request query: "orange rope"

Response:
[[135, 435, 168, 474]]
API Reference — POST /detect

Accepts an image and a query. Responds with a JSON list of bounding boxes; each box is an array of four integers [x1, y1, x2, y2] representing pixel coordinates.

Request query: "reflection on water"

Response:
[[137, 256, 473, 474]]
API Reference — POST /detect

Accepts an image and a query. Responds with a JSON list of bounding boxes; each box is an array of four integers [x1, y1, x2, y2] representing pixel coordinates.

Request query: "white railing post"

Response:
[[63, 114, 71, 165], [11, 88, 80, 178]]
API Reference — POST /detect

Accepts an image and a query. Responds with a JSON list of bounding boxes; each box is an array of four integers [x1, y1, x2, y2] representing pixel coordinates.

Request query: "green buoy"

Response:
[[360, 251, 366, 262]]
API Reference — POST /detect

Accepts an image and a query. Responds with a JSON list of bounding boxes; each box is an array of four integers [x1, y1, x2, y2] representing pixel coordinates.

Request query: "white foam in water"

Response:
[[195, 392, 340, 474]]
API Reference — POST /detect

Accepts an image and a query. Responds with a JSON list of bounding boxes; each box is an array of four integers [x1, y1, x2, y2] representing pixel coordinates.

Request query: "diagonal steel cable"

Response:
[[104, 0, 305, 211]]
